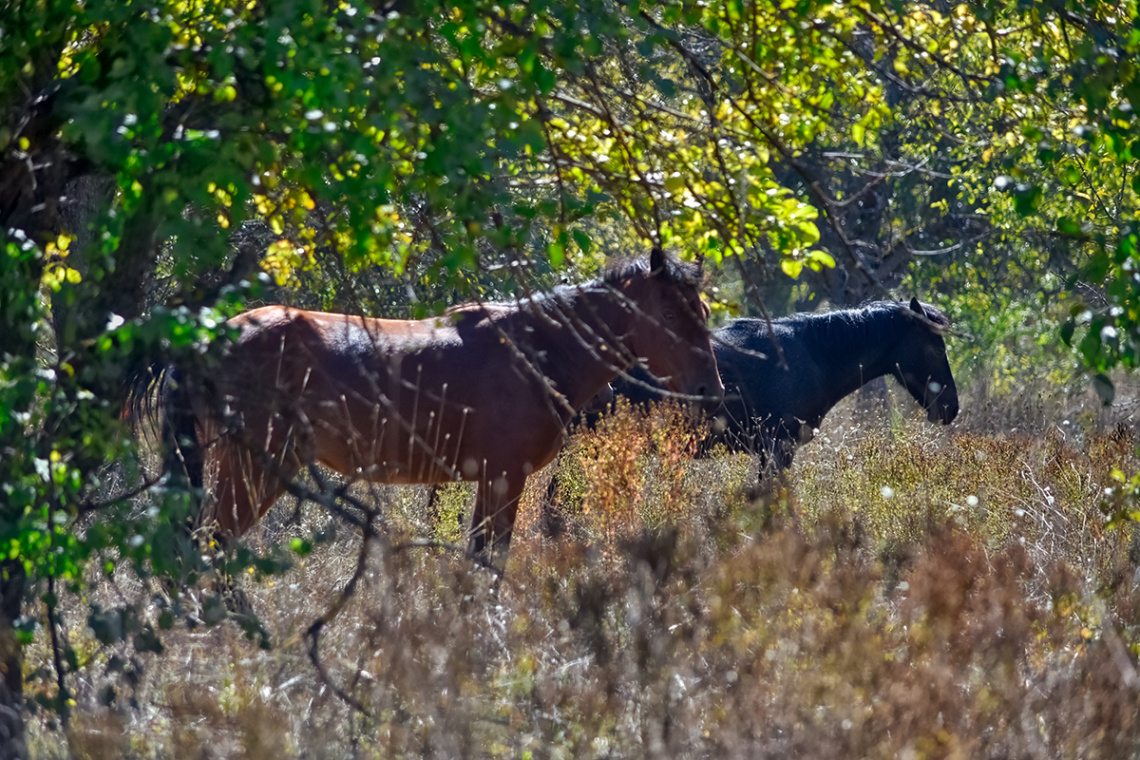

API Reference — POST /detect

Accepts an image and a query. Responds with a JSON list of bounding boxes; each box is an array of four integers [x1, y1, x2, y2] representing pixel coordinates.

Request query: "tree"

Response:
[[0, 0, 818, 752], [3, 0, 1139, 754]]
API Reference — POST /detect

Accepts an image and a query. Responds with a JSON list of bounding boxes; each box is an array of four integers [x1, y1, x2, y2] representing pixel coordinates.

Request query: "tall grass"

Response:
[[25, 378, 1140, 759]]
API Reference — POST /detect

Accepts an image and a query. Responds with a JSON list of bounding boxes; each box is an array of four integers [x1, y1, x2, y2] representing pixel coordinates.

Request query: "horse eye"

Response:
[[662, 308, 676, 322]]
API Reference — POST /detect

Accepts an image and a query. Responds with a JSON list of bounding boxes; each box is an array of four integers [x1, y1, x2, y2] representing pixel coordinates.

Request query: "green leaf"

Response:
[[1013, 185, 1042, 216], [1056, 216, 1082, 236], [1060, 320, 1076, 346], [548, 241, 565, 268], [571, 229, 592, 254]]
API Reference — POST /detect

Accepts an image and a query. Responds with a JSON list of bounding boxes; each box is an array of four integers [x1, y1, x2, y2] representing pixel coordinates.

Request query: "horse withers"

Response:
[[592, 297, 958, 480], [149, 248, 722, 567]]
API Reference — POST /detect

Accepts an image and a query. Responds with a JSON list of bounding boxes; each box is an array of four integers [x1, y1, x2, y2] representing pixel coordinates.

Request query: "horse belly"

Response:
[[305, 389, 471, 484], [461, 402, 564, 481], [242, 321, 562, 489]]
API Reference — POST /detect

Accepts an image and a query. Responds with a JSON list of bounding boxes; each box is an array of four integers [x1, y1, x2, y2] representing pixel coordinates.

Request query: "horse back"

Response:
[[713, 320, 830, 441], [217, 305, 564, 483]]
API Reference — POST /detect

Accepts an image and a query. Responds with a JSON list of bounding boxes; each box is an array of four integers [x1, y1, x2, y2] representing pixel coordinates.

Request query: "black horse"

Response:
[[604, 298, 959, 476]]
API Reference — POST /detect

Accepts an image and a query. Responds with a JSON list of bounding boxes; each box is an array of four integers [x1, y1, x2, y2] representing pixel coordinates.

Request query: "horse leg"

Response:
[[426, 485, 443, 529], [775, 440, 796, 472], [751, 435, 786, 498], [469, 474, 525, 567], [201, 439, 294, 630], [751, 438, 774, 490], [209, 443, 278, 536], [750, 436, 798, 505], [539, 468, 565, 539]]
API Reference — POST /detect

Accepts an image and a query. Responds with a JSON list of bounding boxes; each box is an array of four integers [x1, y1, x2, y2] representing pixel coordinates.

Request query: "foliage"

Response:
[[4, 0, 1140, 753], [0, 0, 823, 740], [917, 284, 1084, 420], [678, 0, 1140, 349]]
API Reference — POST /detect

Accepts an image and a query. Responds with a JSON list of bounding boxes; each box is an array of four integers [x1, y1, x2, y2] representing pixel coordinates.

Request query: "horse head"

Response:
[[894, 297, 959, 425], [615, 248, 723, 410]]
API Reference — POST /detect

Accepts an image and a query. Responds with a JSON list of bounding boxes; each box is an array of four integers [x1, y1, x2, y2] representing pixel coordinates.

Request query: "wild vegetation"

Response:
[[3, 0, 1140, 756], [19, 375, 1140, 758]]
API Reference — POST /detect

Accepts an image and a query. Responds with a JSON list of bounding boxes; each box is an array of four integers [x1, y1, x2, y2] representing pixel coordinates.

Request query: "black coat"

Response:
[[609, 299, 959, 473]]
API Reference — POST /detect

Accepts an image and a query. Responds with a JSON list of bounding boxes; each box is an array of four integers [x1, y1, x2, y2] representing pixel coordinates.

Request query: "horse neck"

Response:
[[520, 284, 638, 411], [800, 307, 911, 400]]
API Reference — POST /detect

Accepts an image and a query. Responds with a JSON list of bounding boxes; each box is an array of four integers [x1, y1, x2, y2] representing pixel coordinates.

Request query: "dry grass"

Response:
[[23, 380, 1140, 759]]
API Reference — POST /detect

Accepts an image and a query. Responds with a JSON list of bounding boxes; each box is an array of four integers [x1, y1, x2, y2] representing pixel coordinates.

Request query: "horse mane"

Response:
[[599, 254, 701, 288], [439, 252, 701, 320], [786, 300, 948, 329], [775, 300, 949, 355], [492, 252, 701, 311], [443, 301, 511, 320], [905, 300, 950, 329]]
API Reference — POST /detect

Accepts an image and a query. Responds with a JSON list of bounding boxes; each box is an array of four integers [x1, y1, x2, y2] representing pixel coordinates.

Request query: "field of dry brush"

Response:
[[25, 380, 1140, 759]]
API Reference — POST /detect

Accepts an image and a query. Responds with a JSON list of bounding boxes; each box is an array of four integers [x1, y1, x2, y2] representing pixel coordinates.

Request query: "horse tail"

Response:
[[160, 366, 206, 494], [125, 363, 234, 592], [124, 362, 205, 495], [123, 361, 165, 448]]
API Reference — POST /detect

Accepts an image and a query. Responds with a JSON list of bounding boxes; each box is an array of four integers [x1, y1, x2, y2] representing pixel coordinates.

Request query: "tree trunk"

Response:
[[0, 561, 27, 760]]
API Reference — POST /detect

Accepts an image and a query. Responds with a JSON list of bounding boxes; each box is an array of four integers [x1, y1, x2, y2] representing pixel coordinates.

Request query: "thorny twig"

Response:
[[78, 473, 164, 516], [305, 530, 375, 716]]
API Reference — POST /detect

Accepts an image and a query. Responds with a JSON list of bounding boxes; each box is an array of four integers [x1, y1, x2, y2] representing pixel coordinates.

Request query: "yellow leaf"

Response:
[[664, 175, 686, 194], [808, 249, 835, 268], [780, 258, 804, 278]]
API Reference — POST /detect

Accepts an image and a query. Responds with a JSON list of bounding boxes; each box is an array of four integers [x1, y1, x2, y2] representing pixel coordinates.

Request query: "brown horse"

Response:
[[159, 248, 722, 565]]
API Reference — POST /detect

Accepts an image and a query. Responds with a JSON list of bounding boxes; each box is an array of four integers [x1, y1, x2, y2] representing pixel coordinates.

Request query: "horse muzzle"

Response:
[[692, 377, 725, 412], [927, 393, 959, 425]]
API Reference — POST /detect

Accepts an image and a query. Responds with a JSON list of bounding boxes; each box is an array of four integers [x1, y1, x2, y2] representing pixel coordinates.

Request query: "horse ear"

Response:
[[650, 247, 666, 276], [909, 297, 923, 315]]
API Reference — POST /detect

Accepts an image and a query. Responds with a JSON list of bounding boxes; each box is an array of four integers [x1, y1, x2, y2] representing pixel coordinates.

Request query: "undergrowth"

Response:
[[22, 383, 1140, 759]]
